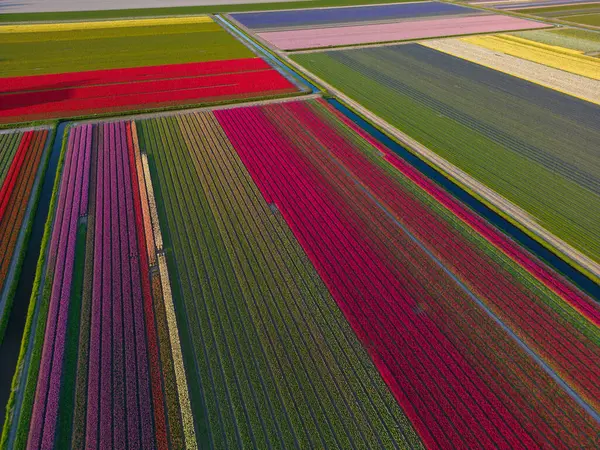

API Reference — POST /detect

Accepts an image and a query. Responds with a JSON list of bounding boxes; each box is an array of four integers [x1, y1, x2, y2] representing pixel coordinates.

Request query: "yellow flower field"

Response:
[[462, 34, 600, 80], [0, 15, 212, 34]]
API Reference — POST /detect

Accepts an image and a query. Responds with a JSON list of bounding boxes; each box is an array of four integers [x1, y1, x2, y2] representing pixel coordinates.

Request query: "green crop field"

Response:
[[511, 28, 600, 52], [565, 13, 600, 26], [0, 20, 254, 77], [293, 44, 600, 264]]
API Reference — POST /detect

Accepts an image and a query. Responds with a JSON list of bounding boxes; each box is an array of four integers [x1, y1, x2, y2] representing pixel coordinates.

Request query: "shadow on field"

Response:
[[0, 80, 87, 112]]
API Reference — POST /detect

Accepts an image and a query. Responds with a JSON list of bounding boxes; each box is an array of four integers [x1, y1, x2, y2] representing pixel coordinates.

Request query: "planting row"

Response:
[[214, 99, 600, 447], [6, 122, 195, 449], [0, 128, 51, 343], [293, 45, 600, 265]]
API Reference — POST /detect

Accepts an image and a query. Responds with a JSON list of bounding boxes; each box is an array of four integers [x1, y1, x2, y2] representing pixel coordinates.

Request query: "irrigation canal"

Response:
[[0, 122, 66, 430]]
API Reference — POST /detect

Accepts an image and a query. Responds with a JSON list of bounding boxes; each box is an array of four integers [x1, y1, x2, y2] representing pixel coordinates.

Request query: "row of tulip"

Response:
[[215, 99, 600, 448], [21, 121, 195, 449]]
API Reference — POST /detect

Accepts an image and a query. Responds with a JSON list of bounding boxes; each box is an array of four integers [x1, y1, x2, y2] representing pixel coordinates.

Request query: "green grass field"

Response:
[[293, 45, 600, 264], [0, 21, 254, 77], [0, 0, 420, 23]]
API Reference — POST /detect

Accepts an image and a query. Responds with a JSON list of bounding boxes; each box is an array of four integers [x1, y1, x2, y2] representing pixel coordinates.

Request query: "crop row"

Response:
[[135, 110, 422, 449], [0, 59, 297, 124], [0, 128, 50, 341], [292, 45, 600, 263], [16, 121, 193, 449], [214, 99, 600, 447]]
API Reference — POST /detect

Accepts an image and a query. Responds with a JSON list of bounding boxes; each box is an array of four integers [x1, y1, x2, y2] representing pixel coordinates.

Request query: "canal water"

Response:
[[0, 122, 66, 429]]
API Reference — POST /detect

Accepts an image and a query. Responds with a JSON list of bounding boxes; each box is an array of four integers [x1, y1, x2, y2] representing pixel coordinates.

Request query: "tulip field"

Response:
[[0, 128, 51, 342], [0, 16, 299, 124], [9, 97, 600, 448], [8, 122, 196, 449], [230, 1, 549, 50], [2, 0, 600, 448]]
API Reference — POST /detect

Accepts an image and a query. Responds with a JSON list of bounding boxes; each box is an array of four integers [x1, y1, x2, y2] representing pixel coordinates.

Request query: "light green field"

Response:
[[564, 13, 600, 26], [511, 28, 600, 52], [0, 21, 254, 77]]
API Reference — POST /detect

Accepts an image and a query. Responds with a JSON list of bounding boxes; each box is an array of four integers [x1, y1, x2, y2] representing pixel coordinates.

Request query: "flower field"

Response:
[[293, 45, 600, 267], [0, 58, 297, 124], [230, 1, 548, 50], [0, 16, 299, 124], [11, 98, 600, 448], [231, 2, 480, 29], [421, 37, 600, 104], [460, 34, 600, 80], [213, 99, 600, 447], [0, 128, 51, 341], [9, 122, 195, 449]]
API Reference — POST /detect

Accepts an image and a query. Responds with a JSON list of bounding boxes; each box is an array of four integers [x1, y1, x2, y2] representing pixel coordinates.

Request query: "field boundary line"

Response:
[[282, 54, 600, 281]]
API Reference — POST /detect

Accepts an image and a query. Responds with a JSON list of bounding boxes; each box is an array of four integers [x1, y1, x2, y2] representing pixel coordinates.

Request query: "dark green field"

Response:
[[294, 44, 600, 264], [0, 21, 254, 77]]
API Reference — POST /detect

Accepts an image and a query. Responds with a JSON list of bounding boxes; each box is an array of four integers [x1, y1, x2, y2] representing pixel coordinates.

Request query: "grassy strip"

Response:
[[54, 221, 87, 448], [0, 124, 70, 450], [0, 0, 413, 23]]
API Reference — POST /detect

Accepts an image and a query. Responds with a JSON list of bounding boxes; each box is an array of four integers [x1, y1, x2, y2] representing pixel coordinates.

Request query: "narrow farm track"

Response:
[[136, 110, 422, 449], [17, 122, 194, 449]]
